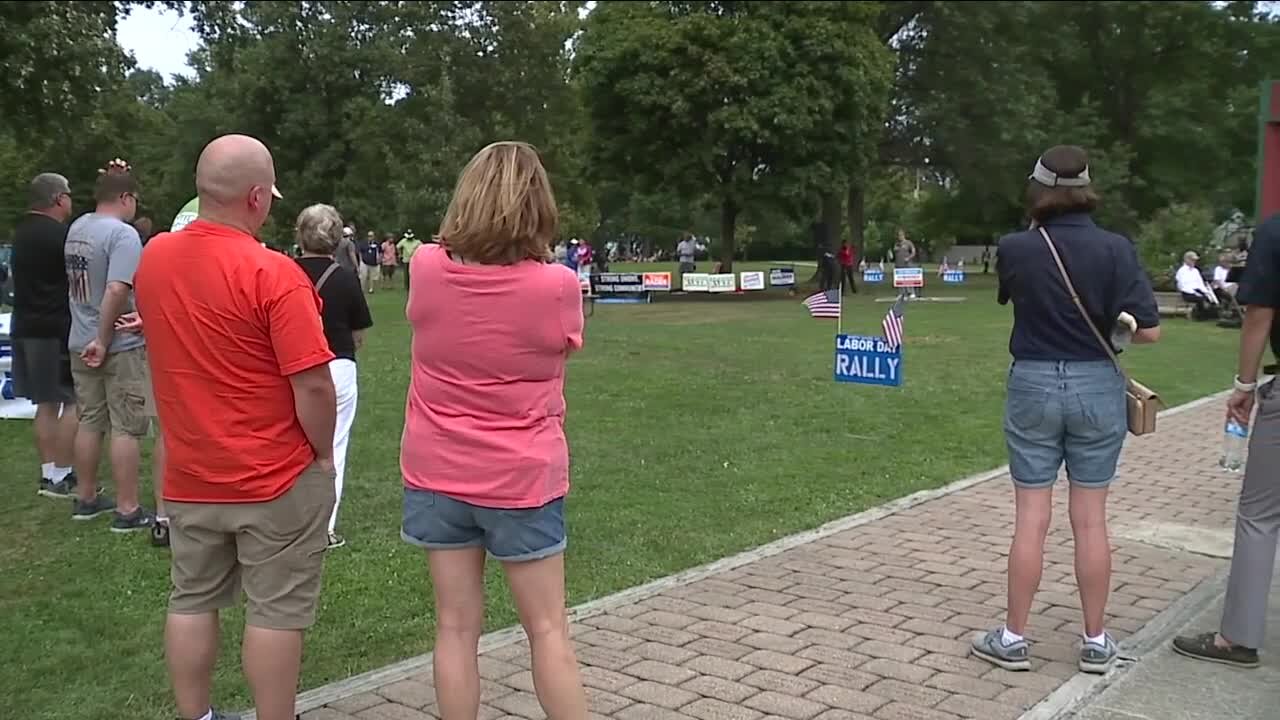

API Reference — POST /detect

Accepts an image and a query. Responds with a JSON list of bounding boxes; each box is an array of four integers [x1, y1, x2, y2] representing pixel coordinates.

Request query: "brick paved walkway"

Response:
[[302, 397, 1239, 720]]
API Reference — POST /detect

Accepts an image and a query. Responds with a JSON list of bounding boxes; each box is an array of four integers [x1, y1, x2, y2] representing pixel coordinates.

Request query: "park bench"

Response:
[[1154, 291, 1192, 319]]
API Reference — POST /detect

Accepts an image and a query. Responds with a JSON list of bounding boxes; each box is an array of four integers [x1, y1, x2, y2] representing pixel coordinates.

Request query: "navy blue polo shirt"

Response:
[[1237, 213, 1280, 357], [997, 213, 1159, 361]]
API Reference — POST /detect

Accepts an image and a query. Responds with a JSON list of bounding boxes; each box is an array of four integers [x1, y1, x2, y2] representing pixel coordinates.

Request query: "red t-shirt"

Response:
[[838, 246, 855, 267], [135, 220, 334, 503]]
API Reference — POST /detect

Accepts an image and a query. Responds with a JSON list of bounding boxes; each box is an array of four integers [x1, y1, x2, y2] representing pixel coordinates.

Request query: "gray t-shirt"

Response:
[[65, 212, 144, 354], [677, 239, 697, 263], [894, 239, 916, 266], [335, 237, 358, 271]]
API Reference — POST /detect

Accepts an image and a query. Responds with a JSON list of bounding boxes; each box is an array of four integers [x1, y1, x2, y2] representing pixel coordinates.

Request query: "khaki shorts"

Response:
[[70, 346, 155, 438], [167, 462, 336, 630]]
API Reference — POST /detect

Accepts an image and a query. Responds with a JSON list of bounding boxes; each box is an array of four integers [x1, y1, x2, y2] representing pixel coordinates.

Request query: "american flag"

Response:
[[882, 296, 906, 349], [803, 288, 841, 319]]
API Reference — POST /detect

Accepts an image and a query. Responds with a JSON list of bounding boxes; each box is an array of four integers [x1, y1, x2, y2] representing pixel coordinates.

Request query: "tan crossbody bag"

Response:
[[1039, 227, 1162, 436]]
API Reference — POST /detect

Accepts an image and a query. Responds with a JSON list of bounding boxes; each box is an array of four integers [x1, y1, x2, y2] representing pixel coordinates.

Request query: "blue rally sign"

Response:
[[943, 269, 965, 284], [834, 334, 903, 387], [863, 268, 884, 283]]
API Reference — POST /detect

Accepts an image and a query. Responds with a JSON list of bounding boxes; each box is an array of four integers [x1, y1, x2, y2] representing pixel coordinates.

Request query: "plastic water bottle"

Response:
[[1221, 419, 1249, 472]]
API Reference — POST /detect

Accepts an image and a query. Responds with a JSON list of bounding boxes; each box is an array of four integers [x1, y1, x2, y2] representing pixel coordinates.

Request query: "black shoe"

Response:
[[38, 477, 74, 499], [151, 520, 171, 548], [1172, 632, 1260, 668], [110, 507, 155, 533], [326, 532, 346, 550], [72, 495, 117, 520]]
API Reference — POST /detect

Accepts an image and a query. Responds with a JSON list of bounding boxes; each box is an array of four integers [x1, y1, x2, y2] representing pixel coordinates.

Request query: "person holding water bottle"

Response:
[[1173, 213, 1280, 669]]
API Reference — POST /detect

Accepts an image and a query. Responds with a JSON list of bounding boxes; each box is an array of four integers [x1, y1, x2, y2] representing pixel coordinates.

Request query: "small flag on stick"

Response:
[[881, 296, 906, 349], [803, 288, 841, 319]]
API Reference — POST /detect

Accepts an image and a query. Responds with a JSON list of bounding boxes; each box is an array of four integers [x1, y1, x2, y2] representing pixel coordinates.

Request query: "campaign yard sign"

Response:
[[707, 273, 736, 292], [682, 273, 710, 291], [769, 267, 796, 287], [740, 271, 766, 291], [893, 267, 924, 288], [642, 272, 672, 291], [863, 268, 885, 283], [834, 334, 903, 387], [590, 273, 649, 303], [943, 269, 966, 284]]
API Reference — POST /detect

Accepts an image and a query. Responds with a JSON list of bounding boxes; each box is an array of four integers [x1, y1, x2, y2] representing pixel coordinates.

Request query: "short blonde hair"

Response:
[[437, 142, 557, 265], [296, 204, 344, 254]]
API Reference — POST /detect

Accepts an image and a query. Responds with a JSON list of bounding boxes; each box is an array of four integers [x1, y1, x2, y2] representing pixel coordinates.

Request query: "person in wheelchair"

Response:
[[1175, 250, 1220, 321]]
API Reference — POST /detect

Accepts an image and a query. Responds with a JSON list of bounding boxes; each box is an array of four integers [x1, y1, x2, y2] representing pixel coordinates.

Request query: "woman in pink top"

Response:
[[400, 142, 587, 720]]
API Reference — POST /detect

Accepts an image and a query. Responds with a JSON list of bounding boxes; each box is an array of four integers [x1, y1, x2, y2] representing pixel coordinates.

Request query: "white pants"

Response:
[[329, 359, 358, 534]]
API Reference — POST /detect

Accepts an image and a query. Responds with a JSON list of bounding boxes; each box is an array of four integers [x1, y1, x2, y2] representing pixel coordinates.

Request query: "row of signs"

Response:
[[861, 268, 966, 286], [584, 267, 798, 296]]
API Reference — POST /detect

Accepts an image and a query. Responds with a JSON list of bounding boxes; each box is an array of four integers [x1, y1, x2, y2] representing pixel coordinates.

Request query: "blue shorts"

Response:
[[401, 489, 567, 562], [1004, 360, 1127, 488]]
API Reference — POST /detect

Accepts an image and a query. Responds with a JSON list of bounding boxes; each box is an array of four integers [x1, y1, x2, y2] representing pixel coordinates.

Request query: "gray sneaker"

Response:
[[971, 627, 1031, 671], [72, 494, 117, 520], [111, 507, 156, 533], [38, 476, 74, 499], [1080, 633, 1119, 674], [180, 711, 241, 720]]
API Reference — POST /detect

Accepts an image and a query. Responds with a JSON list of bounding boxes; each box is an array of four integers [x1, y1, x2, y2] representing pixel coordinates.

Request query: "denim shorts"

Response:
[[1004, 360, 1127, 488], [401, 488, 567, 562]]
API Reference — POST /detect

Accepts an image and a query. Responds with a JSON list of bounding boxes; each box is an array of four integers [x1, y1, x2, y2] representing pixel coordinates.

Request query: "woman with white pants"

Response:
[[293, 204, 373, 549]]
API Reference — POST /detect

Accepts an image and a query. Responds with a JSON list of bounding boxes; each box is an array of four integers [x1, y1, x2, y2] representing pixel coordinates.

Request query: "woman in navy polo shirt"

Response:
[[972, 146, 1161, 676]]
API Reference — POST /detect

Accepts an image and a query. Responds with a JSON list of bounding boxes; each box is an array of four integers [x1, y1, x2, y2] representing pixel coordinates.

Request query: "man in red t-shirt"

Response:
[[838, 241, 857, 295], [135, 134, 337, 720]]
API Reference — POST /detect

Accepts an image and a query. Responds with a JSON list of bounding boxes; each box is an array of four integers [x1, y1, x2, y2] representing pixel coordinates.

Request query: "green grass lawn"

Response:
[[0, 264, 1240, 720]]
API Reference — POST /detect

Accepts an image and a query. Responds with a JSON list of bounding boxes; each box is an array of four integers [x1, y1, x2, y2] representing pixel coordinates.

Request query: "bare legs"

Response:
[[429, 548, 486, 720], [165, 612, 303, 720], [243, 627, 304, 720], [1069, 485, 1111, 637], [74, 429, 141, 513], [33, 402, 77, 467], [427, 549, 587, 720], [1004, 484, 1111, 638], [1005, 487, 1053, 635], [165, 612, 220, 720]]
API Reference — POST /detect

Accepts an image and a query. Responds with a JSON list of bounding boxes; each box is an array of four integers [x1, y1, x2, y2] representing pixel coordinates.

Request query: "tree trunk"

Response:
[[847, 181, 866, 251], [719, 196, 737, 273], [820, 191, 842, 249]]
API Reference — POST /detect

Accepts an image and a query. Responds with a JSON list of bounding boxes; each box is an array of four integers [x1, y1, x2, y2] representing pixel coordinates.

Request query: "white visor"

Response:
[[1029, 158, 1090, 188]]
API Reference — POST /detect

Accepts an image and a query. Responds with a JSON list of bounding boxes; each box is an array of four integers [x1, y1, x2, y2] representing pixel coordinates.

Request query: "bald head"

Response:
[[194, 134, 279, 234], [196, 134, 275, 206]]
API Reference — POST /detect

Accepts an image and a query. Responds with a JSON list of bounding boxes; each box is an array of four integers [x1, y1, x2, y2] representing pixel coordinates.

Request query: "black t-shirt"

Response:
[[295, 257, 373, 362], [10, 213, 71, 339], [997, 213, 1159, 361], [1238, 214, 1280, 358], [360, 241, 380, 266]]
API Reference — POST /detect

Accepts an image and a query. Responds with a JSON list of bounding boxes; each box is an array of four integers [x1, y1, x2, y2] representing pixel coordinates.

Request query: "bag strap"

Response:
[[313, 262, 341, 294], [1037, 226, 1127, 377]]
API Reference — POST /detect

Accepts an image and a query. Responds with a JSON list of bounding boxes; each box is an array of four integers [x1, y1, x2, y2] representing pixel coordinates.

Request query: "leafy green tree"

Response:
[[576, 1, 893, 272]]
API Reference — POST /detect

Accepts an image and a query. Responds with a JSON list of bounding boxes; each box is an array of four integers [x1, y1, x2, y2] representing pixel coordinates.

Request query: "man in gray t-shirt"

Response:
[[62, 163, 157, 533], [334, 228, 359, 272], [66, 213, 145, 355]]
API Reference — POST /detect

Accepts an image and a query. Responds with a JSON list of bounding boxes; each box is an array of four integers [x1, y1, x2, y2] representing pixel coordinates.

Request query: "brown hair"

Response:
[[1025, 145, 1098, 223], [437, 142, 557, 265], [94, 158, 138, 203]]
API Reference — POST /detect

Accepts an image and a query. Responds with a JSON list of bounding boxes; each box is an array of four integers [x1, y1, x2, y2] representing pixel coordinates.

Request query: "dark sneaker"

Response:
[[63, 471, 79, 493], [1172, 632, 1260, 668], [1080, 633, 1119, 674], [971, 627, 1031, 671], [111, 507, 156, 533], [72, 495, 117, 520], [326, 532, 346, 550], [151, 520, 171, 548], [38, 477, 74, 499]]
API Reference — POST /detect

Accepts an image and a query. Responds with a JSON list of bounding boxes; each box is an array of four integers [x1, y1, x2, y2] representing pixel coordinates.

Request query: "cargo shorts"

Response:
[[166, 462, 337, 630], [70, 346, 155, 438]]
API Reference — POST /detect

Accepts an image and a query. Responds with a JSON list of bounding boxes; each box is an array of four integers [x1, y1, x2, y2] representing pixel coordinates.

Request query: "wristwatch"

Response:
[[1234, 375, 1258, 393]]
